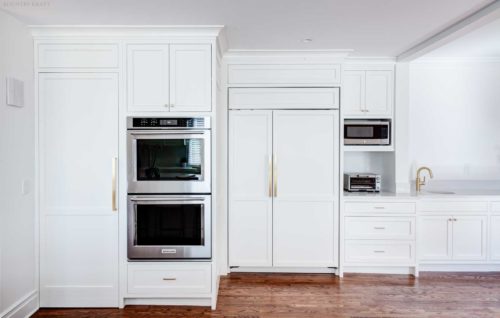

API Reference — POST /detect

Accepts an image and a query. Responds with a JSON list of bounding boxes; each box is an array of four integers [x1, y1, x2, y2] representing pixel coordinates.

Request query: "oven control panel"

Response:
[[129, 117, 210, 129]]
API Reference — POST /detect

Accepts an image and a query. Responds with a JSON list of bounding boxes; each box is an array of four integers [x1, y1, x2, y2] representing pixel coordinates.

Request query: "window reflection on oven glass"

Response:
[[136, 139, 203, 180]]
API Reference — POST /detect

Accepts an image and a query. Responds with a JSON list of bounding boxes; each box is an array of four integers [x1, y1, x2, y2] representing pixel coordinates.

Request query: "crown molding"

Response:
[[29, 25, 225, 39], [223, 49, 353, 64], [412, 56, 500, 64]]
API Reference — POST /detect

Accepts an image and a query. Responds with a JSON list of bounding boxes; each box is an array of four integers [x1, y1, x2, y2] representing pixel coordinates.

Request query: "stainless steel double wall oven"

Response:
[[127, 117, 211, 259]]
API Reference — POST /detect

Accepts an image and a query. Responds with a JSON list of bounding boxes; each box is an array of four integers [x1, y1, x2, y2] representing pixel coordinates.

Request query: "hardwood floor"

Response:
[[32, 272, 500, 318]]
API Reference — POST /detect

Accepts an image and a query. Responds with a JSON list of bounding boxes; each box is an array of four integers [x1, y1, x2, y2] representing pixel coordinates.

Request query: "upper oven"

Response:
[[127, 117, 211, 194]]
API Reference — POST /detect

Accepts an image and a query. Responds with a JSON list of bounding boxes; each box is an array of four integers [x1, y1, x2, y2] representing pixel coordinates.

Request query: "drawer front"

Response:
[[229, 87, 339, 110], [345, 202, 416, 214], [345, 241, 415, 263], [38, 44, 119, 68], [491, 202, 500, 212], [419, 201, 488, 212], [228, 64, 341, 86], [128, 263, 211, 295], [345, 217, 415, 240]]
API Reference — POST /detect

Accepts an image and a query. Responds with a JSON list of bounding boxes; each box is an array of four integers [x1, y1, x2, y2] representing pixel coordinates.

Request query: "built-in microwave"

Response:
[[344, 120, 390, 146], [127, 117, 211, 194], [128, 194, 211, 259]]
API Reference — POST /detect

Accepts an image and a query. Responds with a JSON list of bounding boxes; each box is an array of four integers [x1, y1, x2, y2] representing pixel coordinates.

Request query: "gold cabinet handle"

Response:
[[162, 278, 177, 281], [112, 157, 117, 212], [273, 154, 277, 197], [268, 155, 273, 197]]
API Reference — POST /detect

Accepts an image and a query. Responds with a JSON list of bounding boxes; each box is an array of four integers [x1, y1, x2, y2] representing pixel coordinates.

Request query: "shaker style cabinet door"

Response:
[[342, 71, 365, 116], [452, 215, 487, 261], [365, 70, 392, 116], [169, 44, 212, 112], [39, 73, 119, 307], [490, 215, 500, 261], [229, 111, 273, 267], [127, 44, 170, 111], [272, 110, 337, 267], [418, 216, 452, 261]]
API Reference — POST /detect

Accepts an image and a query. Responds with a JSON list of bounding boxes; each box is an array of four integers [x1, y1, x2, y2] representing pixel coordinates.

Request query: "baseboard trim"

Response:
[[1, 290, 38, 318], [420, 264, 500, 272], [124, 297, 211, 307], [343, 266, 415, 275], [230, 267, 337, 274]]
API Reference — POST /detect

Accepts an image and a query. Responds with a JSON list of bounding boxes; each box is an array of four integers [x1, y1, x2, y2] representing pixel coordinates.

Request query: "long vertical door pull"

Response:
[[112, 157, 118, 211], [273, 154, 277, 197], [268, 155, 273, 197]]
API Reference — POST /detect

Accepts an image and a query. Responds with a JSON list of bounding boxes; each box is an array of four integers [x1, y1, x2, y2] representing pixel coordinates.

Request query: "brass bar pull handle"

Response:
[[273, 154, 277, 197], [374, 227, 386, 230], [162, 278, 177, 281], [268, 155, 273, 197], [112, 157, 117, 212]]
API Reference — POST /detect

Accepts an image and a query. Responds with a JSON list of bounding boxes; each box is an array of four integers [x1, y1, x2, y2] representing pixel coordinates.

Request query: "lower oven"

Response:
[[128, 194, 211, 259]]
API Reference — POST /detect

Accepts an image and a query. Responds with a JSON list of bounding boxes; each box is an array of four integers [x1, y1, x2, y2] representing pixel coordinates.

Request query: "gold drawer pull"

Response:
[[162, 278, 177, 281], [373, 250, 386, 253], [374, 226, 386, 230], [374, 206, 385, 209]]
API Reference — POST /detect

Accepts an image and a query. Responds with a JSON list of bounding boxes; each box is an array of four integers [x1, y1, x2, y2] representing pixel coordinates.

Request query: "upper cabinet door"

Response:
[[342, 71, 365, 116], [228, 110, 273, 267], [169, 44, 212, 112], [127, 45, 170, 112], [365, 70, 393, 116]]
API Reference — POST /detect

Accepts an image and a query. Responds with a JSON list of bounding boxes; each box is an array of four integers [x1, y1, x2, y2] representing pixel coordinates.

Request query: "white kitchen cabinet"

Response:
[[228, 111, 273, 267], [127, 44, 170, 111], [169, 44, 212, 112], [419, 215, 487, 262], [342, 70, 393, 117], [273, 111, 337, 267], [39, 73, 119, 307], [452, 216, 487, 261], [419, 216, 453, 261], [490, 215, 500, 261], [127, 44, 211, 112], [229, 110, 338, 269]]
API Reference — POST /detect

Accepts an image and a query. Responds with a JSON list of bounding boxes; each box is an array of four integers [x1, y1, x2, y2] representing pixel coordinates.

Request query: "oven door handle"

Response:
[[129, 131, 207, 135], [129, 197, 206, 202]]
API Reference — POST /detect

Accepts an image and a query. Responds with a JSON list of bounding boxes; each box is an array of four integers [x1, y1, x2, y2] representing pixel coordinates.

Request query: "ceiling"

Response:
[[1, 0, 495, 57], [421, 16, 500, 59]]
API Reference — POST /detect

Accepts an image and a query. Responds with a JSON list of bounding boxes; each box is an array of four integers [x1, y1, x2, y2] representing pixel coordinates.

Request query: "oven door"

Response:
[[128, 195, 211, 259], [127, 130, 211, 193]]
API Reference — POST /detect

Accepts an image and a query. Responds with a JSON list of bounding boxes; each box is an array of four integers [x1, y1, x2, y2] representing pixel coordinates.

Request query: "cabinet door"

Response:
[[39, 73, 119, 307], [229, 111, 273, 267], [127, 44, 169, 111], [490, 215, 500, 261], [365, 70, 392, 116], [452, 215, 487, 261], [272, 110, 337, 267], [418, 216, 452, 261], [342, 71, 365, 116], [169, 44, 212, 112]]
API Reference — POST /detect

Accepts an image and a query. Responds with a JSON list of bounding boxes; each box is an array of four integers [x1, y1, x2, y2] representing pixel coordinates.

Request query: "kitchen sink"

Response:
[[424, 190, 456, 195]]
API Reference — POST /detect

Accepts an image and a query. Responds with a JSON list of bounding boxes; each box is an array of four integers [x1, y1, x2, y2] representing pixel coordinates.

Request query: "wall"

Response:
[[409, 61, 500, 182], [0, 10, 37, 318]]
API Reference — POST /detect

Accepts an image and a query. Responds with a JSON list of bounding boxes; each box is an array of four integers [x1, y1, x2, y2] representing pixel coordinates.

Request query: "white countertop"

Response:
[[343, 189, 500, 201]]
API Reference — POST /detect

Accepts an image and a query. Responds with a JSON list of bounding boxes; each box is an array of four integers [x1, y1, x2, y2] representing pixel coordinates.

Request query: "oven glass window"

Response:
[[135, 204, 204, 246], [136, 138, 203, 180]]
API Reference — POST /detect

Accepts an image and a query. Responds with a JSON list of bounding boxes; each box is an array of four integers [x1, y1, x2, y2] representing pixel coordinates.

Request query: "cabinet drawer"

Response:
[[491, 202, 500, 212], [345, 202, 416, 214], [345, 217, 415, 240], [229, 87, 339, 110], [419, 201, 488, 212], [345, 241, 415, 263], [38, 44, 119, 68], [128, 263, 211, 296]]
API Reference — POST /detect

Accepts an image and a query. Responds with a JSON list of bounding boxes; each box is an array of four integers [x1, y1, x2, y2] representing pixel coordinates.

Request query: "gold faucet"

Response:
[[416, 166, 434, 192]]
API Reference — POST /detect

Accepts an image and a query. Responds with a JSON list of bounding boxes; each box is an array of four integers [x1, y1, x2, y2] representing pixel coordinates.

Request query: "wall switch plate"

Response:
[[6, 77, 24, 107]]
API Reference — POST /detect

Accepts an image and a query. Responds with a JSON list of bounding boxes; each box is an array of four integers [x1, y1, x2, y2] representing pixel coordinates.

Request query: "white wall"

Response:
[[409, 61, 500, 181], [0, 10, 37, 318]]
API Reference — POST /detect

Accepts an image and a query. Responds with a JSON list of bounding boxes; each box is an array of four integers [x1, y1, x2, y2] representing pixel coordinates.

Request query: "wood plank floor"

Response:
[[32, 272, 500, 318]]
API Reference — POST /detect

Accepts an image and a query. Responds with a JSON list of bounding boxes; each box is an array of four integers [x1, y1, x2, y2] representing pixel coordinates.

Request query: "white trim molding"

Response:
[[0, 290, 38, 318]]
